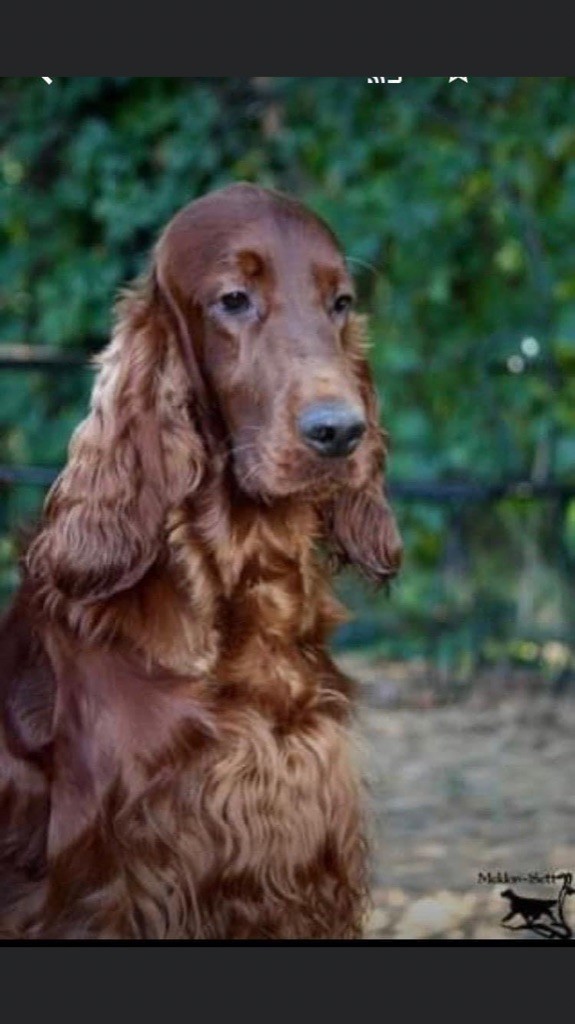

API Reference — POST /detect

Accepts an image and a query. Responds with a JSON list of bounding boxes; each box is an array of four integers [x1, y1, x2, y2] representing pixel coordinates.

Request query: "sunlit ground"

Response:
[[339, 655, 575, 941]]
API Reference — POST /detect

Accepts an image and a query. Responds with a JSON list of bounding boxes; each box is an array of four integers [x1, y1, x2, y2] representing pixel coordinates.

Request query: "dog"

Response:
[[0, 183, 402, 940], [501, 889, 560, 928]]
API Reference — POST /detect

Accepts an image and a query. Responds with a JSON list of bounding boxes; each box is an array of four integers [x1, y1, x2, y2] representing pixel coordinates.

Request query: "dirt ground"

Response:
[[337, 655, 575, 941]]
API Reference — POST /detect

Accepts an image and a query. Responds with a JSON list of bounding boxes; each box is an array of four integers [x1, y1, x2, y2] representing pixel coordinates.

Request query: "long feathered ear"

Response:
[[324, 315, 403, 583], [26, 272, 206, 604]]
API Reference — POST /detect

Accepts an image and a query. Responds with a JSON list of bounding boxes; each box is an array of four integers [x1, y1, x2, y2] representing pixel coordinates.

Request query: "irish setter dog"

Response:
[[0, 184, 402, 941]]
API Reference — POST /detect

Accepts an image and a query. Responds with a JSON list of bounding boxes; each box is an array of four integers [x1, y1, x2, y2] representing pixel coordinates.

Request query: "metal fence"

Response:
[[2, 347, 575, 501]]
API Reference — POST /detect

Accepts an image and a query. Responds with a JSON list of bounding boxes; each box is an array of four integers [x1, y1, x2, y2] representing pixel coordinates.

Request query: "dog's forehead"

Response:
[[156, 185, 346, 289]]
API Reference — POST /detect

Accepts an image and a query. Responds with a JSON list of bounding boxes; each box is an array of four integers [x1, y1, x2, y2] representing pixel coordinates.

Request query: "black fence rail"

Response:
[[0, 344, 96, 371], [2, 464, 575, 506]]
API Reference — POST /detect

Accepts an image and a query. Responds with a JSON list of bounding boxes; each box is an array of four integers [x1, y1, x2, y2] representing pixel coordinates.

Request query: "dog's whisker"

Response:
[[345, 254, 382, 277]]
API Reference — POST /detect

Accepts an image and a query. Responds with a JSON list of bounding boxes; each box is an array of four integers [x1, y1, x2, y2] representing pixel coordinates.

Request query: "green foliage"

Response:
[[2, 77, 575, 671]]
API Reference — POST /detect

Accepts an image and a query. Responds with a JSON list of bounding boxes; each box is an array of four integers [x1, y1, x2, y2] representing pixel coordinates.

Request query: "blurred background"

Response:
[[1, 76, 574, 939]]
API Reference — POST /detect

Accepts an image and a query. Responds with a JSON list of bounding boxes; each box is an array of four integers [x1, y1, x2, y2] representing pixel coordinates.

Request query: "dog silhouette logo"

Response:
[[501, 873, 574, 940]]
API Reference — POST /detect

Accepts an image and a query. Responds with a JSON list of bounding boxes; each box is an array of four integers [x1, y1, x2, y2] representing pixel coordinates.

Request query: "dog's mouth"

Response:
[[231, 436, 368, 503]]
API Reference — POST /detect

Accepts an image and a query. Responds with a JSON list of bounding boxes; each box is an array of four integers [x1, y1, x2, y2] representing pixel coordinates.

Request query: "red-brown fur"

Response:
[[0, 184, 402, 940]]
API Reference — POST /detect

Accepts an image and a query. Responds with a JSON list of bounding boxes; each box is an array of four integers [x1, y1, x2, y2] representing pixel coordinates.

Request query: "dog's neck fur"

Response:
[[166, 464, 349, 703], [56, 460, 348, 716]]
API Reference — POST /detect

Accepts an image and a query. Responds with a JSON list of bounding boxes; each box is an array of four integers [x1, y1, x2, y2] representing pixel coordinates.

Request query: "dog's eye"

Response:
[[333, 294, 354, 316], [220, 291, 252, 315]]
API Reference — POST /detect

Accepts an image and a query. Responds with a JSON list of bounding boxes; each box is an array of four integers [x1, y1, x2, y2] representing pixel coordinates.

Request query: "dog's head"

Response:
[[28, 185, 402, 603], [158, 186, 380, 497]]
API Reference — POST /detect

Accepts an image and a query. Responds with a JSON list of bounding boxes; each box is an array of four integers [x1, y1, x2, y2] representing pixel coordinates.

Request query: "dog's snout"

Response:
[[299, 402, 367, 458]]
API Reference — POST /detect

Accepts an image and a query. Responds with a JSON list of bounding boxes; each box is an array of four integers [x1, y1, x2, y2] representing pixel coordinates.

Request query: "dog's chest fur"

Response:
[[39, 571, 367, 940], [5, 502, 369, 940]]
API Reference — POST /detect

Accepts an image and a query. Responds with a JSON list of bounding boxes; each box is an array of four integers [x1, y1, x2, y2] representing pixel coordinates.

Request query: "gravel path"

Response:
[[338, 656, 575, 940]]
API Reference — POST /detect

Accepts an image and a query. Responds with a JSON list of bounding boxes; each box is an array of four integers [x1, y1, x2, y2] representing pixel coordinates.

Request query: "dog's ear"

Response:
[[27, 271, 206, 604], [324, 315, 403, 583], [1, 594, 56, 767]]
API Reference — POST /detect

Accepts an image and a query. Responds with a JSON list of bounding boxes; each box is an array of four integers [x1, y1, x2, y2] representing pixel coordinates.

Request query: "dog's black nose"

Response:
[[299, 402, 366, 458]]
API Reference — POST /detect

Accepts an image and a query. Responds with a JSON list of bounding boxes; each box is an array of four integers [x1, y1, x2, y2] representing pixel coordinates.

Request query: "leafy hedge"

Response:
[[2, 77, 575, 677]]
